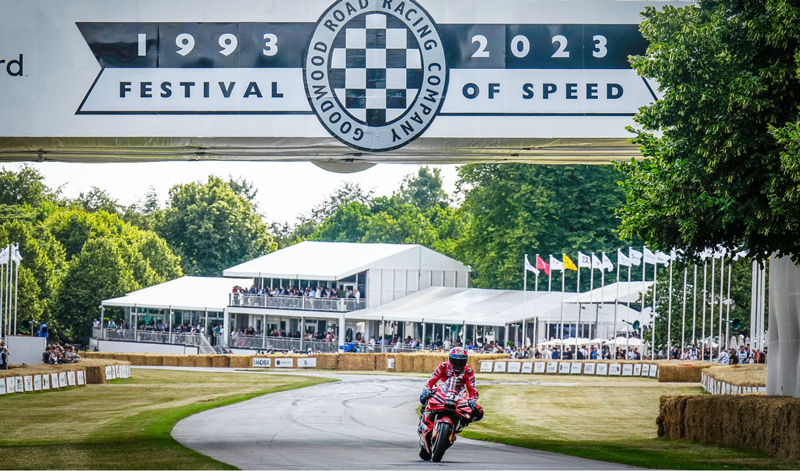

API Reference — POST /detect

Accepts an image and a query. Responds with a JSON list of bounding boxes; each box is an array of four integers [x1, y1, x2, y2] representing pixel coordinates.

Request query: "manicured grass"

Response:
[[462, 381, 800, 469], [0, 369, 333, 469]]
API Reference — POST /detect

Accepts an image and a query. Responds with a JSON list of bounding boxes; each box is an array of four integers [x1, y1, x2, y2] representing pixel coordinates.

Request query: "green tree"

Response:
[[0, 220, 67, 335], [56, 237, 141, 342], [72, 186, 121, 214], [457, 164, 629, 289], [45, 208, 127, 260], [395, 166, 449, 211], [0, 164, 58, 207], [618, 0, 800, 261], [123, 186, 161, 231], [158, 176, 275, 276]]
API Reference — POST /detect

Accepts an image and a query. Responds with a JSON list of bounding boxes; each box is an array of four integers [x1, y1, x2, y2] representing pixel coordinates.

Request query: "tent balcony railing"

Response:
[[229, 294, 366, 312]]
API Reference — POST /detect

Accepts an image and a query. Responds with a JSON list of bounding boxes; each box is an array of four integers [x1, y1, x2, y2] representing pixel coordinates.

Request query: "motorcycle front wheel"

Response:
[[431, 422, 452, 462], [418, 442, 431, 461]]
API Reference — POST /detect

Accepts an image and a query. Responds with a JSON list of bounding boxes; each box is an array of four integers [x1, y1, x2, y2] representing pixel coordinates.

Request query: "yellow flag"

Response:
[[563, 254, 577, 271]]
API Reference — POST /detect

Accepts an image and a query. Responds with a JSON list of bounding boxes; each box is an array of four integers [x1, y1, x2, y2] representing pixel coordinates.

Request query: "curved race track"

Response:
[[173, 372, 632, 470]]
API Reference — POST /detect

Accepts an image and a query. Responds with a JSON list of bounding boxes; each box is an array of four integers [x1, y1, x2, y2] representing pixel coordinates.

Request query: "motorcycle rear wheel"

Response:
[[431, 422, 452, 462], [418, 442, 431, 461]]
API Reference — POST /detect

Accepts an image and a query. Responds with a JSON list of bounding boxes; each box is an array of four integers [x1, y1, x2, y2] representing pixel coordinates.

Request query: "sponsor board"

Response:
[[34, 375, 42, 391], [507, 361, 521, 373], [387, 358, 395, 369], [583, 363, 596, 375], [570, 362, 582, 374], [493, 361, 506, 373], [24, 376, 33, 392], [297, 357, 317, 368], [546, 361, 558, 374], [77, 370, 85, 385], [621, 364, 633, 376], [0, 0, 682, 162], [42, 374, 50, 390], [59, 372, 67, 388], [479, 361, 493, 373], [533, 362, 545, 374], [641, 363, 650, 376], [649, 364, 658, 378], [633, 363, 642, 376], [253, 357, 272, 368], [595, 363, 608, 376], [558, 362, 571, 374], [275, 358, 294, 368], [67, 371, 77, 386], [521, 362, 533, 374], [609, 363, 622, 376]]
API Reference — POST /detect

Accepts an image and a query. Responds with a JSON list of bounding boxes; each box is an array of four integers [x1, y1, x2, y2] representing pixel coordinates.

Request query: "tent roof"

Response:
[[222, 241, 469, 280], [348, 287, 645, 326], [101, 276, 250, 311], [562, 281, 655, 304]]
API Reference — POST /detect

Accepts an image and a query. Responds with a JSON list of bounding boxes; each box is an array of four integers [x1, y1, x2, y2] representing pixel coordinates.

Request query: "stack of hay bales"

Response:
[[657, 394, 800, 460], [315, 353, 338, 369], [228, 355, 254, 368], [338, 353, 375, 370], [211, 355, 230, 368], [703, 364, 766, 389], [658, 361, 715, 382]]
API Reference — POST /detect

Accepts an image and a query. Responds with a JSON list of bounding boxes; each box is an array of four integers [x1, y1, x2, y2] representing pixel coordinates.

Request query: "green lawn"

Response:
[[0, 369, 332, 469], [463, 381, 800, 469]]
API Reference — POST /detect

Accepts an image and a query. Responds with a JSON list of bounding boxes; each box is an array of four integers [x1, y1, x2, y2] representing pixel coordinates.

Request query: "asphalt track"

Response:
[[172, 371, 634, 470]]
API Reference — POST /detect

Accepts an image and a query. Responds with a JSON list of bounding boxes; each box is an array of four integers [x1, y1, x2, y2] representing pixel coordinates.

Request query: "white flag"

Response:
[[655, 251, 670, 266], [733, 250, 749, 261], [618, 249, 631, 267], [602, 253, 614, 272], [524, 254, 540, 276], [629, 248, 643, 266], [577, 252, 592, 268], [591, 253, 603, 270], [0, 246, 8, 265], [698, 248, 713, 260], [549, 255, 565, 271], [11, 244, 22, 264], [643, 247, 658, 265]]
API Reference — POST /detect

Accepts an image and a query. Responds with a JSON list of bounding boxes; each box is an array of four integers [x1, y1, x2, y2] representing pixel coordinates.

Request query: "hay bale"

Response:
[[176, 355, 195, 367], [194, 355, 213, 368], [658, 364, 711, 383], [424, 354, 447, 372], [704, 364, 766, 387], [411, 354, 427, 373], [315, 353, 338, 370], [161, 355, 179, 367], [658, 394, 800, 461], [228, 355, 254, 368], [337, 353, 374, 370], [144, 354, 163, 366], [211, 355, 230, 368], [373, 353, 388, 370], [84, 366, 106, 384]]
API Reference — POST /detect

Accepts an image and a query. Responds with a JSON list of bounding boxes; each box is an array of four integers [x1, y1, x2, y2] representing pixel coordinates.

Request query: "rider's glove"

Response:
[[420, 389, 432, 404], [468, 399, 477, 409]]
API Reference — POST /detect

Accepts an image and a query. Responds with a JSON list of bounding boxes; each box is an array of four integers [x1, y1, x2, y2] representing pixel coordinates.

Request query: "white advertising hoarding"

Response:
[[0, 0, 684, 164]]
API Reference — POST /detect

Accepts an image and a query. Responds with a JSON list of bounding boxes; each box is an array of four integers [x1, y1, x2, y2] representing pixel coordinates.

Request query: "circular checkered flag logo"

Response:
[[304, 0, 447, 152]]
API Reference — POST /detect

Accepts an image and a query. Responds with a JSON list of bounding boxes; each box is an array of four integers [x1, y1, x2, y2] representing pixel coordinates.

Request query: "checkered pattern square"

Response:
[[330, 13, 422, 126]]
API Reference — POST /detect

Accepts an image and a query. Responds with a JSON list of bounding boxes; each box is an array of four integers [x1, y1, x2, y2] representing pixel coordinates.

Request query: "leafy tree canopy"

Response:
[[0, 164, 58, 207], [457, 164, 629, 289], [619, 0, 800, 261], [157, 175, 275, 276]]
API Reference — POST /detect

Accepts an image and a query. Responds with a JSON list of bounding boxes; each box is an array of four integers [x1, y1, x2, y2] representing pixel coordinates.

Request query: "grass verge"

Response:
[[0, 369, 333, 469], [462, 382, 799, 469]]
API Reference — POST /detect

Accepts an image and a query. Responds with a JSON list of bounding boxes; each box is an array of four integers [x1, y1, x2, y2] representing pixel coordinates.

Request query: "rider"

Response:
[[419, 347, 484, 431]]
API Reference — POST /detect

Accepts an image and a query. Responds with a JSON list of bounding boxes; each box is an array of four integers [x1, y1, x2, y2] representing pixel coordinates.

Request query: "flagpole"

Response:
[[599, 252, 606, 341], [651, 256, 657, 360], [641, 246, 646, 355], [614, 250, 621, 348], [13, 245, 19, 336], [681, 264, 688, 357], [0, 256, 4, 340], [533, 268, 539, 349], [6, 244, 11, 337], [725, 263, 732, 349], [560, 254, 566, 341], [692, 264, 697, 347], [718, 253, 725, 351], [627, 247, 632, 358], [667, 252, 674, 358], [701, 259, 707, 359], [710, 256, 716, 360], [589, 252, 595, 347], [523, 254, 528, 350], [576, 256, 581, 356], [547, 264, 552, 346]]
